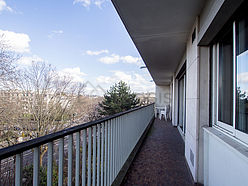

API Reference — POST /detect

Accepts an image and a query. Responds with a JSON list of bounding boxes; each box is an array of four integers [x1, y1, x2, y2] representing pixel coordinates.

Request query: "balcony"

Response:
[[0, 103, 196, 186], [122, 119, 195, 186]]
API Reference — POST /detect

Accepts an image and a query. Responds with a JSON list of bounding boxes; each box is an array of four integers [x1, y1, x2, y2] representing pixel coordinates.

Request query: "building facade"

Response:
[[112, 0, 248, 185]]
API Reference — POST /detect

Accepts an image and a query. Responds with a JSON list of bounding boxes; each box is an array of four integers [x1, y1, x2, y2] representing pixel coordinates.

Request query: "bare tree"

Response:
[[0, 34, 22, 147], [0, 34, 19, 86], [72, 95, 102, 123], [0, 90, 24, 147], [15, 62, 85, 165]]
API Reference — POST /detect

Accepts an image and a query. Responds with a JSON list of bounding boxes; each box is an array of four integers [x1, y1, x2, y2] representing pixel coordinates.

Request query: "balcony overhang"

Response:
[[112, 0, 205, 86]]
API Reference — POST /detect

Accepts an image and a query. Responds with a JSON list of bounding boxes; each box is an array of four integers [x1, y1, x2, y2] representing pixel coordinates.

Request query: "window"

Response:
[[176, 63, 186, 135], [212, 7, 248, 143], [218, 27, 233, 126], [236, 15, 248, 134], [178, 74, 186, 133]]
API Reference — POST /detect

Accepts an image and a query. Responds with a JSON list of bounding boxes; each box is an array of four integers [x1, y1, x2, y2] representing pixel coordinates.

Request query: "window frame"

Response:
[[176, 63, 186, 135], [212, 21, 248, 144]]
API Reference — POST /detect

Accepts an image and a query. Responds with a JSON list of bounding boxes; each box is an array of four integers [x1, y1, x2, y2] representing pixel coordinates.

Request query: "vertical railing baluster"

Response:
[[113, 119, 115, 182], [87, 127, 92, 186], [114, 118, 117, 177], [104, 122, 108, 186], [114, 117, 119, 179], [116, 117, 118, 173], [93, 126, 96, 186], [75, 132, 80, 186], [107, 120, 110, 186], [68, 134, 73, 186], [121, 116, 123, 166], [47, 142, 53, 186], [126, 114, 129, 161], [58, 138, 64, 186], [113, 119, 115, 179], [82, 130, 86, 186], [15, 153, 23, 186], [118, 117, 120, 174], [97, 124, 101, 186], [119, 116, 123, 169], [118, 117, 120, 170], [101, 123, 104, 186], [119, 117, 120, 171], [112, 119, 115, 181], [123, 114, 126, 162], [110, 119, 113, 183], [33, 147, 40, 186]]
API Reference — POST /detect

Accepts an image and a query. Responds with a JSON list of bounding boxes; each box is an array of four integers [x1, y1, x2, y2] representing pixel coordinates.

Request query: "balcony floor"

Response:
[[121, 118, 195, 186]]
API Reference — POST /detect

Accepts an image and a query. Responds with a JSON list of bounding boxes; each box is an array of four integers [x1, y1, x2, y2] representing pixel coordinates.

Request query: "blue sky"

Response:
[[0, 0, 155, 95], [237, 50, 248, 97]]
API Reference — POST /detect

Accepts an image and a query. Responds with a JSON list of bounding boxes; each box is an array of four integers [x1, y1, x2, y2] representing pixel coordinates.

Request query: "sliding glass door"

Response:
[[178, 74, 186, 134]]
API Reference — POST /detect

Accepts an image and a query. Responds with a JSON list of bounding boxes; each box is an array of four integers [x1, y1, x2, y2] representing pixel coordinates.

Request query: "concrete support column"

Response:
[[197, 46, 210, 183]]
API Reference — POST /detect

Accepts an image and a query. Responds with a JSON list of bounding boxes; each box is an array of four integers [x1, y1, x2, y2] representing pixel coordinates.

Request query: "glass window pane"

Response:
[[236, 16, 248, 133], [178, 76, 184, 129], [218, 28, 233, 126]]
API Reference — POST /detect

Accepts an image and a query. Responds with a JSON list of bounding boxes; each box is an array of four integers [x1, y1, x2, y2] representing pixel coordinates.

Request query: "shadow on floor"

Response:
[[121, 118, 195, 186]]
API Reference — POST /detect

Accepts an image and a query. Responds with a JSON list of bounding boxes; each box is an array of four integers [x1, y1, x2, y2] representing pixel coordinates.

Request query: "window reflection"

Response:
[[236, 17, 248, 133]]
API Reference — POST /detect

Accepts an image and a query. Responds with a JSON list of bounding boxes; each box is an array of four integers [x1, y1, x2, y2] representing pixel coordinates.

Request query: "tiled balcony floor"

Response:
[[121, 118, 195, 186]]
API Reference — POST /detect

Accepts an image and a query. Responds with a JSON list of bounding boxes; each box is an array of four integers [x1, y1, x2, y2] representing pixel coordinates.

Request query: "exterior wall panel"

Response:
[[198, 0, 225, 43], [185, 18, 200, 181], [204, 128, 248, 186]]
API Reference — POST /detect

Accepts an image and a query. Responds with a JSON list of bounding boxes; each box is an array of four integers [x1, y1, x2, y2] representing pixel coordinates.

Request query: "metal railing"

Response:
[[0, 103, 154, 186]]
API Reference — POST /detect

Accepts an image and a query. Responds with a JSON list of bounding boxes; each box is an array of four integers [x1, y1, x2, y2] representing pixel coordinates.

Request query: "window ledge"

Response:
[[203, 126, 248, 162]]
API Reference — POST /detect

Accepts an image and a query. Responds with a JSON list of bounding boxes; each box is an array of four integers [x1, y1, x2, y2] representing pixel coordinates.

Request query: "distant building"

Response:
[[136, 92, 155, 105]]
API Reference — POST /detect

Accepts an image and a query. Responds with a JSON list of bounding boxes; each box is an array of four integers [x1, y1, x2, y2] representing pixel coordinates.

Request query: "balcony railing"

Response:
[[0, 103, 154, 186]]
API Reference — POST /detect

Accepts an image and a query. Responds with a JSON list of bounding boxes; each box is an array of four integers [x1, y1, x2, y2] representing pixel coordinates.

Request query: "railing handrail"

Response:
[[0, 103, 154, 160]]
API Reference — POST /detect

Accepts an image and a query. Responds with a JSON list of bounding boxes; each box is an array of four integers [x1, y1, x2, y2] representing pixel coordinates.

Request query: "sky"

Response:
[[0, 0, 155, 95], [237, 50, 248, 98]]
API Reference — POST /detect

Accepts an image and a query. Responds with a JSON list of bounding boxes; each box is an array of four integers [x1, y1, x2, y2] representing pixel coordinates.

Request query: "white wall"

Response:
[[197, 46, 210, 183], [155, 85, 170, 107], [184, 18, 200, 182], [198, 0, 225, 43], [171, 1, 247, 185], [204, 127, 248, 186], [176, 16, 210, 184]]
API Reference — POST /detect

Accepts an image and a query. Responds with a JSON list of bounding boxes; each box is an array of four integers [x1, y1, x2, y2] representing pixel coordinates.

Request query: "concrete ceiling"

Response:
[[112, 0, 206, 86]]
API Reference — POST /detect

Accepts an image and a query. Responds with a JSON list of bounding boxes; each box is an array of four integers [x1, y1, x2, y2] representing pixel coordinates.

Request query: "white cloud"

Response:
[[99, 54, 142, 66], [0, 29, 31, 53], [84, 81, 106, 96], [0, 0, 13, 13], [96, 71, 131, 84], [86, 49, 109, 56], [48, 30, 64, 39], [121, 55, 142, 65], [73, 0, 108, 8], [73, 0, 91, 8], [99, 54, 120, 64], [94, 0, 105, 8], [238, 72, 248, 84], [52, 30, 63, 34], [59, 67, 87, 83], [17, 55, 44, 66], [96, 71, 155, 93]]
